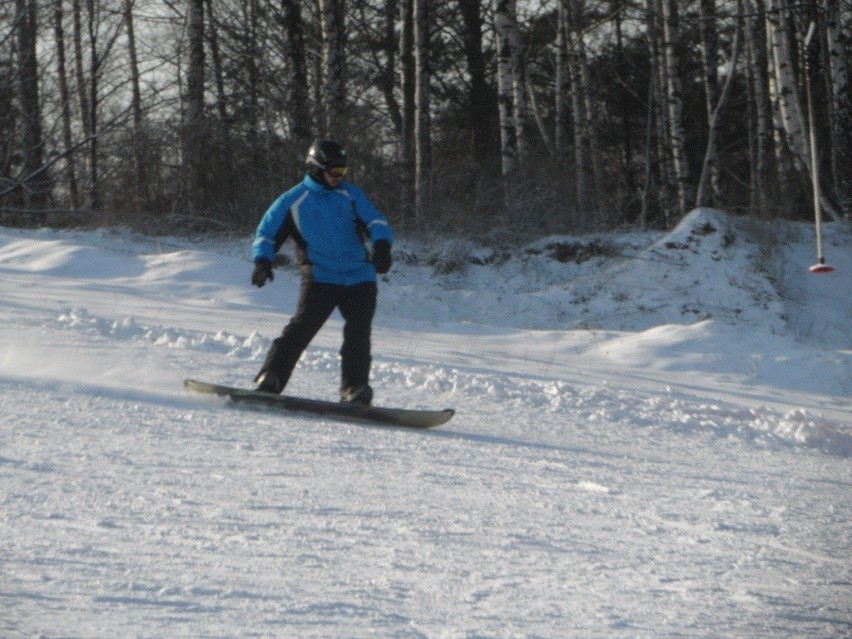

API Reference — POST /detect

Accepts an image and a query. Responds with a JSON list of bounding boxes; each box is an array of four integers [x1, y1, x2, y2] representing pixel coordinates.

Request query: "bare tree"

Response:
[[697, 2, 741, 209], [744, 0, 775, 215], [243, 0, 262, 171], [54, 0, 79, 209], [205, 0, 232, 163], [4, 0, 848, 234], [661, 0, 689, 218], [282, 0, 312, 150], [70, 0, 123, 211], [554, 0, 569, 157], [319, 0, 346, 139], [124, 0, 148, 213], [413, 0, 430, 227], [399, 0, 415, 224], [698, 0, 720, 205], [766, 0, 808, 180], [611, 0, 636, 202], [568, 0, 606, 221], [824, 0, 851, 214], [368, 0, 402, 135], [767, 0, 841, 221], [495, 0, 520, 217], [643, 0, 674, 223], [15, 0, 48, 207], [71, 0, 90, 204], [458, 0, 493, 168], [568, 19, 587, 216], [185, 0, 205, 213]]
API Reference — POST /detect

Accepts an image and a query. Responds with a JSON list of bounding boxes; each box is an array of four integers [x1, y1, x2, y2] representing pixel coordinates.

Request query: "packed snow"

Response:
[[1, 208, 850, 638]]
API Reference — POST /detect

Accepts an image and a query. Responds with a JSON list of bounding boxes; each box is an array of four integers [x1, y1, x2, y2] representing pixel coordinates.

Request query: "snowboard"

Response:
[[184, 378, 454, 429]]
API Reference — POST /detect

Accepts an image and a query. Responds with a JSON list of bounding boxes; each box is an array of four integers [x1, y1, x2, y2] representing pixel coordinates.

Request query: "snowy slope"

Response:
[[1, 209, 850, 638]]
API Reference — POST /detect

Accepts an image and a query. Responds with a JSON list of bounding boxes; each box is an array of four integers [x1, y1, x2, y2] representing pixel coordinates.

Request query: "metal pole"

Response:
[[804, 21, 834, 273]]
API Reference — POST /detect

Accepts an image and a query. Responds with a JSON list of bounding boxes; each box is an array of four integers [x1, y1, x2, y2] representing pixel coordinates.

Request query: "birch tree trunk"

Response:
[[85, 0, 102, 210], [413, 0, 431, 227], [72, 0, 91, 205], [767, 1, 841, 221], [495, 0, 520, 219], [765, 0, 809, 174], [511, 14, 526, 164], [320, 0, 346, 139]]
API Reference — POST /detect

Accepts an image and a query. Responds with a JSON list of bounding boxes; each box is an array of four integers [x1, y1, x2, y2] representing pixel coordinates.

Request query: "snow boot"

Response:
[[340, 384, 373, 406], [255, 371, 284, 394]]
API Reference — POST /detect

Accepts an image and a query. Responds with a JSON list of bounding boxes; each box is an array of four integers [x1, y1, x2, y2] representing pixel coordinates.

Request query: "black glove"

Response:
[[251, 258, 274, 287], [371, 240, 392, 275]]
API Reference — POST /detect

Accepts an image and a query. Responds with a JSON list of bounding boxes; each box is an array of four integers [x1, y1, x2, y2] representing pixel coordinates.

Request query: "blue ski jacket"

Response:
[[252, 174, 394, 286]]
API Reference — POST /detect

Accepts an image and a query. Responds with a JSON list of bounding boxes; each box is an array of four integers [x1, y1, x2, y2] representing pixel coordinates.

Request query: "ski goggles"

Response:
[[326, 166, 348, 178]]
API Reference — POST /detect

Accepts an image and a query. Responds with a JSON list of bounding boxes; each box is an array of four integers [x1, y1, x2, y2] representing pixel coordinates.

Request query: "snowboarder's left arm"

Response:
[[349, 185, 394, 246]]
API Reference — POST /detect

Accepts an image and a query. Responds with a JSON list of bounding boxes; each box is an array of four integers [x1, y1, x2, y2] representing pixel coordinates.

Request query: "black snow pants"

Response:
[[257, 279, 377, 393]]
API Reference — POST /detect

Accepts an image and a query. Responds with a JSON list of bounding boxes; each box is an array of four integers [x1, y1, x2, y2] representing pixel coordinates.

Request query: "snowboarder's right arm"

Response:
[[251, 187, 305, 286], [253, 194, 294, 263]]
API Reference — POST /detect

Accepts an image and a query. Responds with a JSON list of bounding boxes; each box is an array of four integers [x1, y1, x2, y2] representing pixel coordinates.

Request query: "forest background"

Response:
[[2, 0, 850, 238]]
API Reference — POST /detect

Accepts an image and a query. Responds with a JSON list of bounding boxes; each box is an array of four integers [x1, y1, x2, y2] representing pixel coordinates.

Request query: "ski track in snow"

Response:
[[41, 306, 852, 458], [1, 212, 850, 638]]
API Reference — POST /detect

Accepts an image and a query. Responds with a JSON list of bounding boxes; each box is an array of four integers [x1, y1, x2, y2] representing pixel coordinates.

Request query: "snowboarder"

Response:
[[250, 139, 394, 405]]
